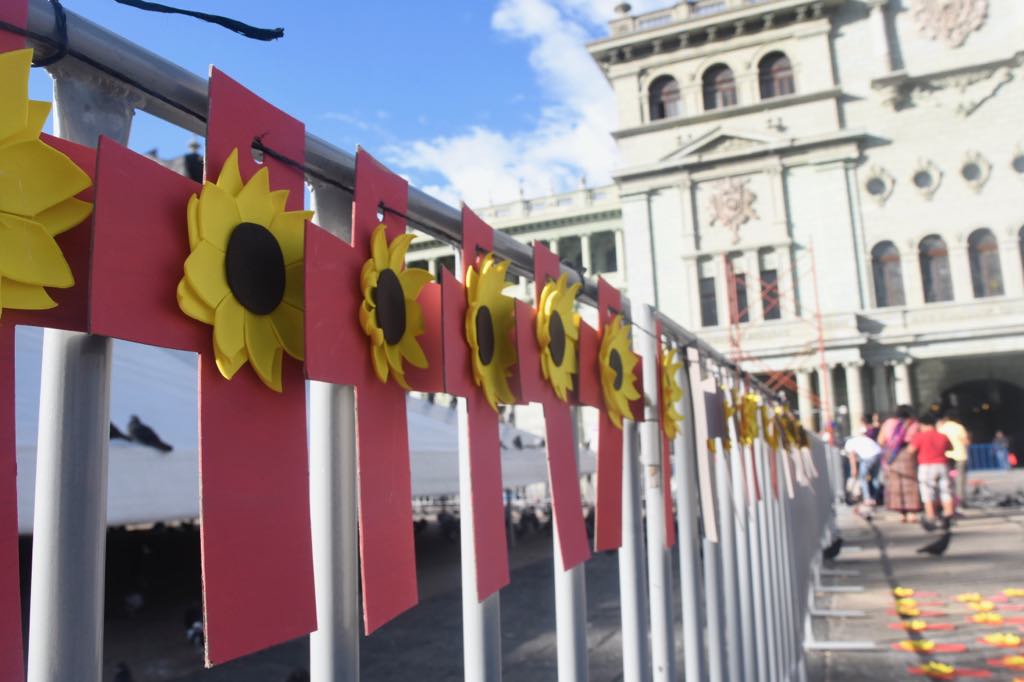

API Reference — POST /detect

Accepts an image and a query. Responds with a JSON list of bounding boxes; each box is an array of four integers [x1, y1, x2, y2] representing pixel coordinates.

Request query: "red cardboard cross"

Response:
[[88, 69, 315, 665], [575, 278, 642, 552], [304, 148, 444, 633], [510, 243, 591, 569], [1, 11, 96, 671], [436, 207, 511, 599]]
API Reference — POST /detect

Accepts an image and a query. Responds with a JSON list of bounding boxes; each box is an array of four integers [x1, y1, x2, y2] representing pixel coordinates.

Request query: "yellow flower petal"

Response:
[[215, 149, 244, 197], [215, 346, 248, 381], [183, 240, 229, 309], [245, 311, 283, 391], [370, 224, 389, 271], [213, 296, 246, 361], [34, 197, 92, 238], [197, 182, 241, 251], [270, 301, 304, 360], [268, 209, 310, 266], [387, 233, 416, 271], [399, 334, 428, 369], [0, 49, 31, 145], [399, 267, 433, 298], [0, 140, 91, 218], [235, 167, 275, 225], [370, 343, 389, 383], [283, 262, 303, 308], [1, 277, 56, 310], [0, 213, 73, 287], [186, 194, 200, 250], [0, 100, 50, 150], [176, 278, 214, 324]]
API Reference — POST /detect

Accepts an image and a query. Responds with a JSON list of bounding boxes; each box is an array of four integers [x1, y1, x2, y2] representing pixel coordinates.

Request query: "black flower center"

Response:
[[548, 312, 566, 367], [475, 305, 495, 366], [225, 222, 285, 315], [373, 268, 407, 345], [609, 349, 624, 391]]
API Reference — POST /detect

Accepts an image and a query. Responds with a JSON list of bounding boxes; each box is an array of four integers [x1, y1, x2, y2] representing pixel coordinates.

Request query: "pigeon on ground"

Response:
[[110, 423, 132, 441], [113, 662, 134, 682], [917, 531, 952, 557], [822, 537, 843, 561], [128, 415, 172, 453]]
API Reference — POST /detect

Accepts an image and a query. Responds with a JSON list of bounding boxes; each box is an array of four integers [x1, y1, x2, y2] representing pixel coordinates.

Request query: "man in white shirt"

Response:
[[845, 431, 883, 505], [938, 409, 970, 507]]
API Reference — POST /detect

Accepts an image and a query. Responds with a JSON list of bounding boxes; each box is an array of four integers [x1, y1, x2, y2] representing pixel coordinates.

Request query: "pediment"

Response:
[[661, 127, 778, 163]]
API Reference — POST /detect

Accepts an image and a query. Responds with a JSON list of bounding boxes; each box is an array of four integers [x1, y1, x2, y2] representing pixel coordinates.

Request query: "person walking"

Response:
[[878, 405, 922, 523], [908, 413, 955, 530], [845, 418, 883, 514], [938, 409, 970, 508]]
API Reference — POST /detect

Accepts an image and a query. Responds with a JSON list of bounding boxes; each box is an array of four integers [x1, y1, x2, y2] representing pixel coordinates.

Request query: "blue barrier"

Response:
[[968, 443, 1010, 471]]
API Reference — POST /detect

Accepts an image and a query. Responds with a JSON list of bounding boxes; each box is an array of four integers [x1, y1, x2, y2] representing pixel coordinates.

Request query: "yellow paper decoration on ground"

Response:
[[598, 314, 640, 429], [899, 639, 936, 652], [1004, 588, 1024, 598], [972, 612, 1004, 624], [968, 600, 996, 612], [536, 273, 579, 403], [894, 586, 915, 598], [660, 347, 684, 440], [905, 619, 929, 632], [956, 592, 983, 603], [0, 49, 92, 319], [358, 224, 433, 389], [983, 632, 1022, 647], [919, 661, 955, 679], [465, 253, 516, 411], [177, 149, 311, 392]]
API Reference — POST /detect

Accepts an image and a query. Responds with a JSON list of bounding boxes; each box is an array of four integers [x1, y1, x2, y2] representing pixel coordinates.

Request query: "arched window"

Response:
[[919, 235, 954, 303], [648, 75, 681, 121], [871, 241, 905, 307], [968, 228, 1004, 297], [702, 64, 737, 111], [758, 247, 781, 320], [758, 52, 794, 99]]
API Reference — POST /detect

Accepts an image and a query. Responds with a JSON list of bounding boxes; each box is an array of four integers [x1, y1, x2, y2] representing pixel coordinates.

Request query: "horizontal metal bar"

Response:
[[25, 0, 770, 393], [803, 641, 877, 652]]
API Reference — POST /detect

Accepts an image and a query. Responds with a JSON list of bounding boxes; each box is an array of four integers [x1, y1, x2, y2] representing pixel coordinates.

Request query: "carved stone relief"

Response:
[[909, 0, 988, 48], [878, 55, 1021, 117], [959, 151, 991, 192], [708, 177, 758, 244], [911, 159, 943, 200], [864, 166, 895, 206]]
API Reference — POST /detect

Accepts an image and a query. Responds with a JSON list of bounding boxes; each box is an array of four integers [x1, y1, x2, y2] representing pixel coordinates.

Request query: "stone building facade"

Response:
[[416, 0, 1024, 443]]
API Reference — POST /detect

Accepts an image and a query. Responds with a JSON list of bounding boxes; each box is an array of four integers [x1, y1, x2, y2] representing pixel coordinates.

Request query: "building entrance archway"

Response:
[[940, 379, 1024, 450]]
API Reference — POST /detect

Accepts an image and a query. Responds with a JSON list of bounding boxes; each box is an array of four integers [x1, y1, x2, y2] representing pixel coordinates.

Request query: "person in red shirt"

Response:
[[907, 413, 954, 530]]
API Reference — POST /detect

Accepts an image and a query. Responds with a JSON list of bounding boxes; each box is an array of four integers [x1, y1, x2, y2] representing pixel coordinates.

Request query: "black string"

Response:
[[112, 0, 284, 41], [252, 137, 354, 194], [31, 0, 67, 67], [0, 14, 207, 124]]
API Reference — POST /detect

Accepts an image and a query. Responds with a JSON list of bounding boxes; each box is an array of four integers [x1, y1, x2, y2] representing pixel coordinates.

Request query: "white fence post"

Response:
[[554, 407, 589, 681], [620, 421, 651, 682], [26, 63, 133, 682], [637, 305, 676, 682], [308, 184, 360, 682]]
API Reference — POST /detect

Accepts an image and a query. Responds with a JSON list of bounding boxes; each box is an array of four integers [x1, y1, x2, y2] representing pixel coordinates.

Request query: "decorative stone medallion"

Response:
[[708, 176, 758, 244], [910, 0, 988, 48]]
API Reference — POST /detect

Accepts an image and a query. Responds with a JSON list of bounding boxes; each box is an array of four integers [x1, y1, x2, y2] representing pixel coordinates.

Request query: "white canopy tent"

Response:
[[13, 327, 594, 533]]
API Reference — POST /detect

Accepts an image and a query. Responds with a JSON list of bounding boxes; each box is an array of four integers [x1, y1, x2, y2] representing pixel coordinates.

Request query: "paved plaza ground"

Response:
[[90, 468, 1024, 681]]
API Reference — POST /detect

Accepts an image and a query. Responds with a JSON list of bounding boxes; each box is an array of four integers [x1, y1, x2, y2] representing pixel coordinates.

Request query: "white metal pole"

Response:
[[619, 421, 651, 682], [26, 64, 133, 682], [309, 185, 359, 682], [754, 435, 780, 680], [712, 424, 742, 680], [554, 406, 589, 681], [723, 379, 756, 682], [637, 306, 675, 682], [674, 363, 705, 682]]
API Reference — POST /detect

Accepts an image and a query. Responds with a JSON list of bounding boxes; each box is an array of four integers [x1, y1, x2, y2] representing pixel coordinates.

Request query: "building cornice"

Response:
[[587, 0, 843, 73]]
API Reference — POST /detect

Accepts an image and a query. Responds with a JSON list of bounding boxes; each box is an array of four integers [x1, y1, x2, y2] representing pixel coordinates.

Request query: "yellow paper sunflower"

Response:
[[905, 619, 929, 632], [598, 314, 640, 429], [1004, 588, 1024, 598], [969, 600, 996, 612], [956, 592, 982, 603], [0, 49, 92, 319], [983, 632, 1022, 648], [464, 253, 516, 411], [898, 605, 921, 617], [660, 347, 684, 440], [972, 612, 1003, 625], [919, 661, 955, 679], [899, 639, 936, 653], [999, 654, 1024, 668], [536, 273, 580, 403], [177, 148, 311, 392], [359, 224, 432, 389], [894, 587, 916, 598]]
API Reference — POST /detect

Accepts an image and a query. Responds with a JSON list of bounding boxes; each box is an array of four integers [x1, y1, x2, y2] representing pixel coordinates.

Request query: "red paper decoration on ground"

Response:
[[304, 148, 443, 633], [89, 69, 316, 665]]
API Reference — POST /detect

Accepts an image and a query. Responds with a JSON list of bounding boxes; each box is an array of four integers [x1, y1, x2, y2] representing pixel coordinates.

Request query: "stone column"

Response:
[[947, 242, 972, 302], [867, 0, 894, 74], [615, 229, 627, 278], [580, 233, 593, 277], [796, 369, 814, 430], [999, 228, 1024, 298], [892, 360, 913, 407], [816, 364, 836, 431], [844, 362, 866, 431], [871, 363, 890, 415]]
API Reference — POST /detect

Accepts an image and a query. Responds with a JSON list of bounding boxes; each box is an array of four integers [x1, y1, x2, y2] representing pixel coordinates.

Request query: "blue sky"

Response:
[[28, 0, 666, 207]]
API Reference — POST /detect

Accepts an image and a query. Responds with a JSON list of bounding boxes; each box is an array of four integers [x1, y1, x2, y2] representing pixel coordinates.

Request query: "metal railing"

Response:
[[11, 1, 842, 680], [969, 443, 1010, 471]]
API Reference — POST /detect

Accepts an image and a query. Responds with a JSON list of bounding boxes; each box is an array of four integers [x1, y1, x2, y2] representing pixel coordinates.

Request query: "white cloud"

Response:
[[387, 0, 668, 208]]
